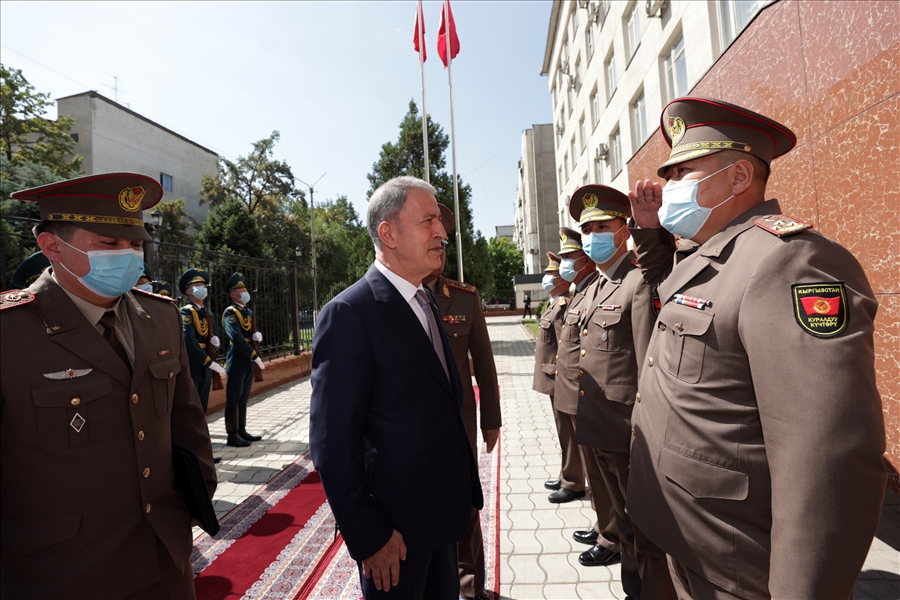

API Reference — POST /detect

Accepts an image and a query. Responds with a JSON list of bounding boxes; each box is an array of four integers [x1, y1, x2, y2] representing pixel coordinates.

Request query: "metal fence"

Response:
[[0, 215, 361, 359]]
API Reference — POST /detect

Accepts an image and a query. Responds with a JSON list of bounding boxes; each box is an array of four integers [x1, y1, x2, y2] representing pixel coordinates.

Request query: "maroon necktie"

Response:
[[415, 289, 450, 381], [100, 311, 131, 371]]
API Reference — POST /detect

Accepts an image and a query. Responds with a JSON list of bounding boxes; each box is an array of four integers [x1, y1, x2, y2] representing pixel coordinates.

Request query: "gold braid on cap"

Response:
[[48, 213, 145, 227], [669, 140, 752, 158]]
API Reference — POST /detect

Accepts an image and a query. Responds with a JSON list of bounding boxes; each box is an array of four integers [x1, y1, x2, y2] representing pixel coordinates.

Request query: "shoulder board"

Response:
[[0, 290, 36, 311], [180, 303, 197, 313], [446, 279, 477, 294], [754, 214, 813, 238], [223, 305, 236, 313], [131, 287, 178, 302]]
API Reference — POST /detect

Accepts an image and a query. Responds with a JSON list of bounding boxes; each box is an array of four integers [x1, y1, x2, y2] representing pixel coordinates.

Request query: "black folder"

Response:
[[171, 444, 220, 536]]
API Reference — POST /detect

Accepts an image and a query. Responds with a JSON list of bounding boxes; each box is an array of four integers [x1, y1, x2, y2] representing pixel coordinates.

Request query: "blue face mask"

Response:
[[239, 291, 251, 304], [190, 285, 208, 300], [136, 283, 153, 293], [56, 237, 145, 298], [582, 226, 624, 264], [658, 163, 735, 239], [559, 258, 578, 282], [541, 274, 556, 292]]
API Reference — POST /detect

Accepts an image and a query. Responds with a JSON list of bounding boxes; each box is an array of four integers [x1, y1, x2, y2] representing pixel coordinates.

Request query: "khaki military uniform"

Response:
[[0, 270, 217, 598], [432, 275, 500, 599], [554, 270, 619, 552], [533, 295, 584, 491], [627, 200, 886, 599], [574, 255, 669, 597]]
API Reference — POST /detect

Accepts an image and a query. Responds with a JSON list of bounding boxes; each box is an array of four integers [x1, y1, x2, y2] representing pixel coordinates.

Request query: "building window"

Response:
[[631, 91, 648, 148], [570, 137, 577, 166], [609, 128, 623, 178], [586, 23, 595, 59], [625, 2, 642, 60], [591, 88, 601, 129], [605, 49, 617, 102], [567, 82, 575, 116], [582, 171, 589, 186], [575, 57, 583, 93], [70, 133, 79, 143], [564, 153, 570, 178], [558, 166, 564, 193], [160, 173, 173, 192], [594, 153, 604, 184], [579, 115, 588, 152], [664, 33, 688, 101], [597, 0, 610, 26], [720, 0, 767, 47]]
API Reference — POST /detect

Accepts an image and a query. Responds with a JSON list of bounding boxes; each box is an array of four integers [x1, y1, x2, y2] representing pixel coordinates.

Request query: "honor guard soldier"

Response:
[[180, 269, 225, 462], [0, 173, 217, 598], [567, 186, 670, 594], [136, 261, 153, 292], [424, 204, 500, 600], [152, 280, 173, 297], [8, 250, 51, 290], [222, 272, 265, 447], [627, 97, 886, 599], [553, 226, 621, 567], [532, 252, 576, 496]]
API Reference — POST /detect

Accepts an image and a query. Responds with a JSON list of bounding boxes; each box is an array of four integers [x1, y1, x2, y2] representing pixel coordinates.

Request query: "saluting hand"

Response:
[[629, 179, 663, 229], [362, 529, 407, 592], [483, 428, 500, 453]]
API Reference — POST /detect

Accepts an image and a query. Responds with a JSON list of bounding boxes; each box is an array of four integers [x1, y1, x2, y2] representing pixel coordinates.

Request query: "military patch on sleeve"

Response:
[[183, 315, 192, 324], [755, 215, 812, 237], [651, 289, 661, 316], [791, 282, 848, 338]]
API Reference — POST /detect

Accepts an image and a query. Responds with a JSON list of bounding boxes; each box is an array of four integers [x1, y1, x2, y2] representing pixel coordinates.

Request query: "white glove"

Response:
[[208, 362, 226, 375], [209, 335, 220, 348], [251, 332, 263, 343], [254, 357, 266, 370]]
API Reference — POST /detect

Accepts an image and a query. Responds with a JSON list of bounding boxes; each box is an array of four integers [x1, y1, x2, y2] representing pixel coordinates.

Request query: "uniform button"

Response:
[[142, 468, 150, 478], [557, 340, 562, 345], [131, 394, 139, 404], [453, 333, 458, 338], [145, 503, 152, 513], [137, 431, 145, 441], [659, 323, 667, 332], [562, 324, 566, 329], [675, 322, 683, 332], [582, 329, 588, 336], [579, 390, 585, 397], [580, 349, 585, 356], [601, 321, 607, 327], [145, 314, 151, 319], [636, 392, 642, 403], [632, 428, 636, 438], [555, 355, 559, 361], [168, 372, 174, 379], [578, 369, 584, 377], [70, 397, 81, 406], [648, 357, 654, 367], [555, 370, 558, 376]]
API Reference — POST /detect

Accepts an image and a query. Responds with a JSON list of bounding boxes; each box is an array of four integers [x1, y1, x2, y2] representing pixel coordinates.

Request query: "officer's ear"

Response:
[[731, 159, 754, 196], [37, 232, 64, 263], [378, 220, 399, 250]]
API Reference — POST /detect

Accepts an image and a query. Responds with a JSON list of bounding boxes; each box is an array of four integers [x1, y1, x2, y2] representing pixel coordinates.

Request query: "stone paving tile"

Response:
[[508, 554, 546, 585]]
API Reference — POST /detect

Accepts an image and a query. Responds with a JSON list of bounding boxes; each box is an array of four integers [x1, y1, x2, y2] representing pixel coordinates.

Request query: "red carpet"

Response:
[[193, 396, 501, 599]]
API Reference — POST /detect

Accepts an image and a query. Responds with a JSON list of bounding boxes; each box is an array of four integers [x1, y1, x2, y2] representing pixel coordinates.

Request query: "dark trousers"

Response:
[[556, 409, 585, 492], [358, 542, 459, 600], [225, 367, 253, 409], [594, 449, 671, 599], [124, 538, 195, 599], [579, 439, 619, 553], [192, 374, 212, 413], [459, 403, 485, 597]]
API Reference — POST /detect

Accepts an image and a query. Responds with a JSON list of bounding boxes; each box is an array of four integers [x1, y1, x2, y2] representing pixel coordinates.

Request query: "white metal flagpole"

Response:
[[444, 0, 464, 282], [417, 0, 430, 183]]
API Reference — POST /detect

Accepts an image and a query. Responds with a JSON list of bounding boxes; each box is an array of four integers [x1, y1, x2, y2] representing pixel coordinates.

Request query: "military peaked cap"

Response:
[[544, 252, 561, 273], [439, 203, 456, 235], [223, 272, 248, 295], [558, 227, 583, 255], [179, 268, 211, 294], [569, 185, 631, 225], [10, 251, 51, 289]]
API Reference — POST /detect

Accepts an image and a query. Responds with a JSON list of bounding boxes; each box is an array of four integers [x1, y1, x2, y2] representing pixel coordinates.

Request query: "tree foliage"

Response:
[[366, 100, 492, 292], [149, 197, 197, 247], [311, 195, 371, 278], [487, 236, 523, 302], [195, 196, 268, 259], [0, 64, 83, 178]]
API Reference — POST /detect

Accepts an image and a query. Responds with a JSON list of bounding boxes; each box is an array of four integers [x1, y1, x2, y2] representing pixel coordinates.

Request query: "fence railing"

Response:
[[0, 215, 361, 359]]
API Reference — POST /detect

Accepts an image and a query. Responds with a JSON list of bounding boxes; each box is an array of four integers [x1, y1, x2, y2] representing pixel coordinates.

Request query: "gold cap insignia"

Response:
[[667, 116, 686, 146], [560, 232, 568, 243], [118, 186, 146, 212], [582, 193, 599, 209]]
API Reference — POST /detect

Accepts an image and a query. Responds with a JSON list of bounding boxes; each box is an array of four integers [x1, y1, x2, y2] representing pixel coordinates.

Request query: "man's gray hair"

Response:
[[367, 176, 437, 249]]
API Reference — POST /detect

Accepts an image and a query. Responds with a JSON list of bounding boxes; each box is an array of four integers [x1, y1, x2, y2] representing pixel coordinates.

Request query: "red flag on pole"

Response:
[[437, 0, 460, 68], [414, 1, 426, 62]]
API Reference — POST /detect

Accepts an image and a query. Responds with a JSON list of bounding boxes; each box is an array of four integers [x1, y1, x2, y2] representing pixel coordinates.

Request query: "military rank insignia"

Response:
[[754, 214, 812, 237], [651, 289, 661, 316], [792, 282, 848, 338], [442, 315, 466, 324]]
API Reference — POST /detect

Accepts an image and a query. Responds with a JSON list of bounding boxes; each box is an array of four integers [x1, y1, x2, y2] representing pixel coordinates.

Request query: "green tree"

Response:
[[487, 236, 523, 302], [149, 198, 197, 246], [0, 64, 83, 178], [366, 100, 492, 292], [312, 195, 371, 279], [195, 196, 268, 259]]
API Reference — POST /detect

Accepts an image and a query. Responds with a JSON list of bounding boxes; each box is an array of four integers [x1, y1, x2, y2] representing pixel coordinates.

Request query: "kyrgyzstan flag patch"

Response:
[[791, 282, 848, 338]]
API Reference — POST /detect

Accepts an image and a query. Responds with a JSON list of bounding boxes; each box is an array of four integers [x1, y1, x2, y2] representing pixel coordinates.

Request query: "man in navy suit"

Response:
[[310, 176, 484, 599]]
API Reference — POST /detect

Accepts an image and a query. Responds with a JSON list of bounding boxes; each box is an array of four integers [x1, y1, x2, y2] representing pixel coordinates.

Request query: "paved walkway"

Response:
[[197, 315, 900, 600]]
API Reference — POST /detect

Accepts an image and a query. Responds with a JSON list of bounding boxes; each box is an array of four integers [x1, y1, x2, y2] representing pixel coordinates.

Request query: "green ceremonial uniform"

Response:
[[223, 303, 256, 410], [181, 303, 217, 412]]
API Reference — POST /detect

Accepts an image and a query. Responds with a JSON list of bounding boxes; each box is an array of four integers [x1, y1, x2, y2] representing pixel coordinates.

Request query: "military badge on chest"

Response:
[[792, 282, 848, 338], [442, 315, 466, 325]]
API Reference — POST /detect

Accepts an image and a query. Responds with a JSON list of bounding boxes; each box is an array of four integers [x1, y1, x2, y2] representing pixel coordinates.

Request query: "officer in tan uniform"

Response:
[[532, 252, 575, 494], [627, 97, 886, 599], [0, 173, 217, 599], [424, 204, 500, 600], [553, 227, 621, 567], [567, 185, 670, 596]]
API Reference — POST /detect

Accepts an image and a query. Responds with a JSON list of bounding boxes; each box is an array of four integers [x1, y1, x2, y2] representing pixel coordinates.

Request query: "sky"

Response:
[[0, 1, 555, 239]]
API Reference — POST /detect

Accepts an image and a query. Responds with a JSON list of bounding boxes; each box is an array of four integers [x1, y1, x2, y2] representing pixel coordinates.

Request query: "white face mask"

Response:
[[658, 163, 735, 239], [190, 285, 208, 300], [239, 291, 251, 304]]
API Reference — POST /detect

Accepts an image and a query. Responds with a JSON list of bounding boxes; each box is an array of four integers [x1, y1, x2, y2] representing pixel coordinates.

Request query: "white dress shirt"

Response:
[[373, 260, 431, 335]]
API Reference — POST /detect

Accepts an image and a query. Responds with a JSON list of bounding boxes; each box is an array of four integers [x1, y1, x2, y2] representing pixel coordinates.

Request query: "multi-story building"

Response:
[[57, 91, 218, 225], [513, 124, 559, 274], [541, 0, 773, 227]]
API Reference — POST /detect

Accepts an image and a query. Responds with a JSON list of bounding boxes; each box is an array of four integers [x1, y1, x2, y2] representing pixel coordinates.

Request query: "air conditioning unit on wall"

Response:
[[646, 0, 666, 18], [594, 144, 609, 161]]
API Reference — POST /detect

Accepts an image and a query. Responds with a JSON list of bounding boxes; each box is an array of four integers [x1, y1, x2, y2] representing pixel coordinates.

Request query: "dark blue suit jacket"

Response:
[[310, 265, 483, 562]]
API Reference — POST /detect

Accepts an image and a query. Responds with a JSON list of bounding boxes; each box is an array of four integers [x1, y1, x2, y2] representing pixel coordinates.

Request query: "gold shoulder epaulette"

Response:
[[0, 290, 36, 310], [446, 279, 477, 294], [754, 214, 812, 238], [132, 287, 178, 302]]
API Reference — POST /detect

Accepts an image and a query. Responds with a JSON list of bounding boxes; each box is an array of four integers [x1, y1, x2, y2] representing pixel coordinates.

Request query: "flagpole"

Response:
[[417, 0, 430, 184], [444, 0, 464, 282]]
